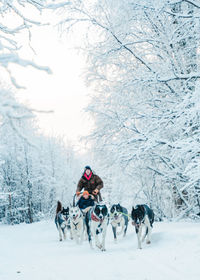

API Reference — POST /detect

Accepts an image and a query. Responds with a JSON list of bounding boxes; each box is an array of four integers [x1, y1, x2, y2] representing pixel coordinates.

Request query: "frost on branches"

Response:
[[0, 0, 51, 87], [0, 1, 80, 224], [59, 0, 200, 219], [0, 87, 81, 224]]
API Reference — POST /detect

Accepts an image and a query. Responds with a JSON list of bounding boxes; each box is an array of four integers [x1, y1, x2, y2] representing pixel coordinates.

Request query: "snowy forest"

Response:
[[1, 0, 200, 224]]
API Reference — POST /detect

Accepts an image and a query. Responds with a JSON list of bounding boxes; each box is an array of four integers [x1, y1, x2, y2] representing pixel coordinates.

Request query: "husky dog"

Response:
[[86, 204, 109, 251], [69, 206, 84, 244], [131, 204, 154, 249], [55, 201, 71, 241], [110, 203, 129, 242]]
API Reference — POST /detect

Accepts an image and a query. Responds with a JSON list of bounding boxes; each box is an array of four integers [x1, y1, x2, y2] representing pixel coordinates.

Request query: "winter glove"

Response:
[[82, 206, 92, 213], [76, 191, 81, 196], [92, 189, 99, 195]]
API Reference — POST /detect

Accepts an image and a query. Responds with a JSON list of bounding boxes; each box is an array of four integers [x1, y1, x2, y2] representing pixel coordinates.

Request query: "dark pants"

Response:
[[83, 209, 92, 243]]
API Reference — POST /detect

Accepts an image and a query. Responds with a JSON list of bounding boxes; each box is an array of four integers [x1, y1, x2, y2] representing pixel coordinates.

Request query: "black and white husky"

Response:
[[86, 204, 109, 251], [110, 204, 129, 242], [69, 205, 84, 244], [131, 204, 154, 249], [55, 201, 71, 241]]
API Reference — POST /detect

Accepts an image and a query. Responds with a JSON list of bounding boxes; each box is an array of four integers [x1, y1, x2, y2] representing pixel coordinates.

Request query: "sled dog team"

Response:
[[55, 200, 154, 251]]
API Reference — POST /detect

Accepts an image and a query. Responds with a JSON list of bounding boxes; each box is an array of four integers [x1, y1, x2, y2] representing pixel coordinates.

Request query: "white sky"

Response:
[[6, 8, 93, 152]]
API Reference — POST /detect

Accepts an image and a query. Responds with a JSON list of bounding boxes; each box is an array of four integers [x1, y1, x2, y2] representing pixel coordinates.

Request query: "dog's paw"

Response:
[[101, 248, 106, 252], [59, 239, 62, 241], [146, 240, 151, 244]]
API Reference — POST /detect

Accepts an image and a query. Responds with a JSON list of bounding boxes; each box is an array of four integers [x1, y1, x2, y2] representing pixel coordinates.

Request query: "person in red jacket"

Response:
[[76, 166, 103, 202]]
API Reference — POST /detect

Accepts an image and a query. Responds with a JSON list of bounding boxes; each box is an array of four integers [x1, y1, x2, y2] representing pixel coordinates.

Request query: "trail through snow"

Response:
[[0, 220, 200, 280]]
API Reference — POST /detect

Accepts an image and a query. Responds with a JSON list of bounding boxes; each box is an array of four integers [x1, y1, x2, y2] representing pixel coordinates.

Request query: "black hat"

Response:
[[84, 165, 92, 171]]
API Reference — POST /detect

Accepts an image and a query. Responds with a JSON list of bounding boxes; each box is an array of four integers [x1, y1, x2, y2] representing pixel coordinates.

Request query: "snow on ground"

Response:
[[0, 220, 200, 280]]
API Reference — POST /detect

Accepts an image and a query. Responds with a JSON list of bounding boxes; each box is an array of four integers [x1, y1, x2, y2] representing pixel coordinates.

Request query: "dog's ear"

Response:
[[94, 205, 100, 215], [105, 205, 108, 215], [102, 205, 108, 216]]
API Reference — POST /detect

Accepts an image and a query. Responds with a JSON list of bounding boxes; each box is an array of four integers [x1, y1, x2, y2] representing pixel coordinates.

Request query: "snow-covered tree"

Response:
[[58, 0, 200, 219], [0, 0, 52, 87], [0, 1, 83, 224], [0, 88, 82, 224]]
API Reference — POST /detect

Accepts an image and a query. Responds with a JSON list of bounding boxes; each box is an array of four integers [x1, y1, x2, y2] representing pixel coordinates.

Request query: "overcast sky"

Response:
[[7, 9, 93, 152]]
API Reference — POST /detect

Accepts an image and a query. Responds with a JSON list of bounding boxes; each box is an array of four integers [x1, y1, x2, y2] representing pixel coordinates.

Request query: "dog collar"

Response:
[[91, 212, 100, 222]]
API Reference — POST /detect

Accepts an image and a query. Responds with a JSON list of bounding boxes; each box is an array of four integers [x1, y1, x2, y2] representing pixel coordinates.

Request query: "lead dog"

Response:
[[110, 204, 129, 242], [131, 204, 154, 249], [55, 201, 71, 241], [86, 204, 109, 251], [69, 205, 84, 244]]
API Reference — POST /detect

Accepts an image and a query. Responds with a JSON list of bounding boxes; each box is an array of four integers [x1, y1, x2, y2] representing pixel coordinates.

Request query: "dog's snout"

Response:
[[136, 219, 140, 225]]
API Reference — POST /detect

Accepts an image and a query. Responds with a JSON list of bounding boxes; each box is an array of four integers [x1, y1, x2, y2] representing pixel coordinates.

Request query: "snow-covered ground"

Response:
[[0, 220, 200, 280]]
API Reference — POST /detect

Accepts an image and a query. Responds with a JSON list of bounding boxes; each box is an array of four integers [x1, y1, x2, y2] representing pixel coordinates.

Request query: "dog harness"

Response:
[[91, 212, 100, 222], [91, 212, 104, 224], [72, 222, 79, 230]]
